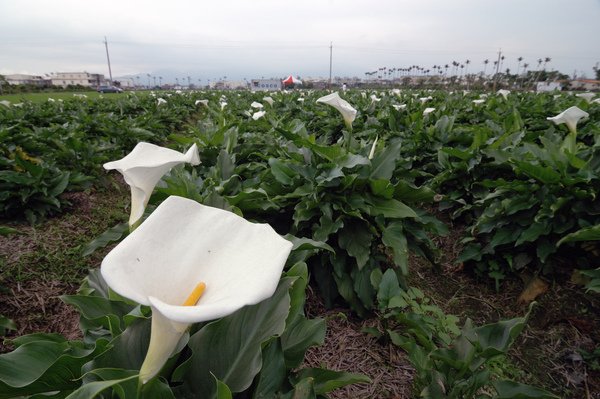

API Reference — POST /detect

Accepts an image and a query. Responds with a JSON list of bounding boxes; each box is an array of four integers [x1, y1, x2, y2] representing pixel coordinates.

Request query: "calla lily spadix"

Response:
[[316, 92, 357, 129], [547, 106, 589, 135], [103, 143, 200, 228], [101, 195, 293, 384], [252, 110, 266, 120]]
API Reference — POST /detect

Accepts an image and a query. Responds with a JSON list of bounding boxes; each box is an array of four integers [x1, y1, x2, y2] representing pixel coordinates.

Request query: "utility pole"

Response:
[[328, 42, 333, 90], [104, 36, 113, 85], [492, 48, 502, 92]]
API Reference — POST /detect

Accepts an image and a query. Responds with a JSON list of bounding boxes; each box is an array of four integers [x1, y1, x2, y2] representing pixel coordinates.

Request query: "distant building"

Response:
[[570, 79, 600, 91], [536, 81, 562, 92], [250, 79, 281, 91], [50, 72, 106, 88], [5, 74, 49, 86]]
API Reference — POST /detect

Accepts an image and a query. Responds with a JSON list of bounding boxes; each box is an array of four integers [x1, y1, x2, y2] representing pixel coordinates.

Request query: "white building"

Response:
[[50, 72, 106, 88], [5, 74, 49, 86], [536, 81, 562, 92], [250, 79, 281, 91]]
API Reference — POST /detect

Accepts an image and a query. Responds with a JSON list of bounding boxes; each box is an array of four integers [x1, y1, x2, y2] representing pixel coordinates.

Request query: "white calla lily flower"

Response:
[[593, 98, 600, 104], [316, 92, 357, 129], [423, 107, 436, 116], [101, 195, 292, 384], [104, 143, 200, 227], [252, 110, 266, 120], [370, 94, 381, 103], [263, 96, 274, 106], [547, 106, 589, 135], [157, 98, 167, 106], [576, 93, 596, 103], [472, 99, 485, 105], [392, 104, 407, 111], [220, 101, 227, 110], [419, 96, 432, 104], [0, 100, 11, 107], [297, 98, 305, 102], [368, 135, 378, 160], [497, 89, 511, 100], [195, 99, 208, 106], [250, 101, 263, 109]]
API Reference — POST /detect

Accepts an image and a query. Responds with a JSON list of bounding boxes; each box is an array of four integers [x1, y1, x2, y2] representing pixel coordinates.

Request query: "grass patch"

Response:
[[0, 181, 129, 285], [0, 90, 159, 103]]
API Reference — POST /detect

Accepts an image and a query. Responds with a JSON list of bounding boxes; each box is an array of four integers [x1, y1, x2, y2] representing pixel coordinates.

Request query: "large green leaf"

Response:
[[176, 277, 294, 398], [252, 339, 287, 398], [337, 220, 372, 270], [366, 195, 418, 219], [0, 337, 106, 399], [557, 224, 600, 246], [65, 369, 138, 399], [382, 222, 409, 275], [291, 368, 370, 395], [370, 139, 402, 180], [493, 380, 560, 398]]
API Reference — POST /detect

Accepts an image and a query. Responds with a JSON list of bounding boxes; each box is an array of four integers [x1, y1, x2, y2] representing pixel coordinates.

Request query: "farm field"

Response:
[[0, 88, 599, 398]]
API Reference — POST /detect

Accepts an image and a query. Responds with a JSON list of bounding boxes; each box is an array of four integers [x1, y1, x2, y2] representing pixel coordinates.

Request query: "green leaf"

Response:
[[284, 234, 334, 253], [281, 317, 326, 369], [287, 377, 316, 399], [0, 315, 16, 335], [473, 316, 526, 358], [0, 338, 105, 398], [82, 222, 129, 256], [291, 368, 370, 395], [493, 380, 560, 398], [338, 220, 372, 270], [213, 374, 233, 399], [366, 195, 418, 219], [382, 222, 409, 275], [177, 277, 294, 398], [65, 369, 138, 399], [252, 339, 286, 398], [377, 269, 402, 309], [0, 226, 21, 236], [557, 224, 600, 246], [513, 161, 561, 184], [370, 139, 402, 180], [269, 158, 296, 185]]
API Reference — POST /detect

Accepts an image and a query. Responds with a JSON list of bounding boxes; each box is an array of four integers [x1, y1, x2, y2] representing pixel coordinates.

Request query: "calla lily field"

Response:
[[1, 87, 599, 398]]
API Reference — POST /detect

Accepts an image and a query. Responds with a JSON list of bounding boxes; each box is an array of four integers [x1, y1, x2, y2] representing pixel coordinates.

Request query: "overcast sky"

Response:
[[1, 0, 599, 83]]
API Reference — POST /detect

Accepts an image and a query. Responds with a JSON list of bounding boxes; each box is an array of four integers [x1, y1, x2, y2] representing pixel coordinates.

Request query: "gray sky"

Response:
[[1, 0, 599, 83]]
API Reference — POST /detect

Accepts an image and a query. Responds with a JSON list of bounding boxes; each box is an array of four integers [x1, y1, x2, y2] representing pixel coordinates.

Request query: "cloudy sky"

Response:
[[1, 0, 599, 83]]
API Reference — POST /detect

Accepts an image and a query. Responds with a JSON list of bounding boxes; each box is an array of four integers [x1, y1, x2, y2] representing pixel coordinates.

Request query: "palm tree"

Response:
[[543, 57, 551, 71], [483, 59, 489, 76]]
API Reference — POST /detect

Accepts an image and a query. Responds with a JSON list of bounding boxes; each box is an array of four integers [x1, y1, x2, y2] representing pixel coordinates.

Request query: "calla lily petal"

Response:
[[0, 100, 10, 107], [250, 101, 263, 109], [368, 135, 378, 160], [316, 92, 357, 129], [472, 99, 485, 105], [392, 104, 407, 111], [263, 96, 274, 106], [157, 98, 167, 106], [576, 93, 596, 103], [101, 196, 292, 383], [195, 99, 209, 106], [252, 110, 266, 120], [497, 89, 511, 99], [423, 107, 436, 115], [547, 106, 589, 134], [104, 143, 200, 227]]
